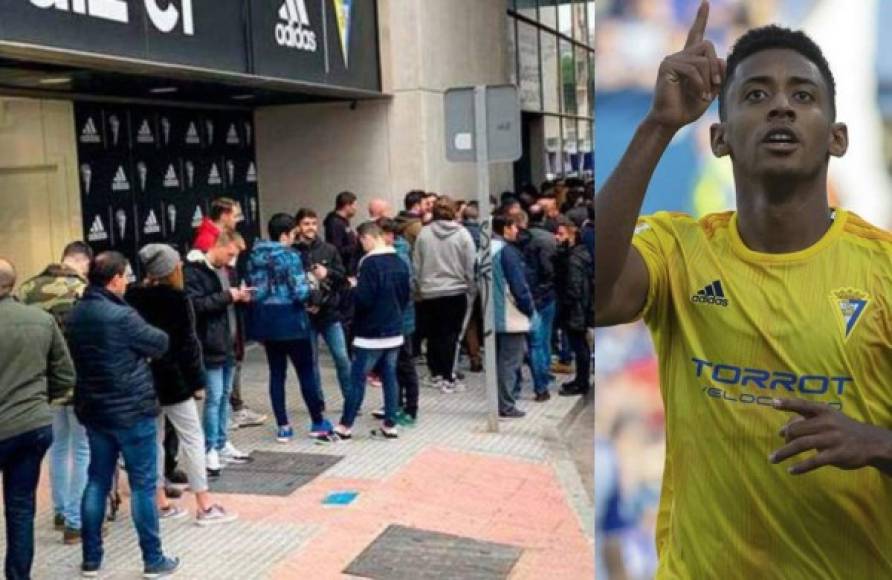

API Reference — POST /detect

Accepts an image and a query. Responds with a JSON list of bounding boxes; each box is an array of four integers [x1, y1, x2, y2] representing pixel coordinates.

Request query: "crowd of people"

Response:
[[0, 180, 592, 578]]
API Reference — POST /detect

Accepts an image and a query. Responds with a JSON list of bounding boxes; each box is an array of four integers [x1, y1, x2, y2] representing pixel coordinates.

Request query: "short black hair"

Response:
[[295, 208, 317, 223], [62, 241, 94, 261], [88, 251, 128, 287], [719, 25, 836, 121], [376, 217, 399, 235], [335, 191, 357, 210], [404, 190, 425, 210], [492, 214, 518, 236], [268, 213, 296, 241]]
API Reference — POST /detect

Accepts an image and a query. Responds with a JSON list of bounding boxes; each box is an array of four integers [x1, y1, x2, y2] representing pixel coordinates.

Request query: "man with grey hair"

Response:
[[0, 256, 76, 578]]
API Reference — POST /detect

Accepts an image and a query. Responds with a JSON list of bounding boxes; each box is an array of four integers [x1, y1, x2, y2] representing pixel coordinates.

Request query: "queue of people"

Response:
[[0, 181, 593, 579]]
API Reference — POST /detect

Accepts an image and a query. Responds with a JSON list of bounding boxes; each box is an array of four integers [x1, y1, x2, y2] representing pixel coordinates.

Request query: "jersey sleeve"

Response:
[[630, 212, 678, 323]]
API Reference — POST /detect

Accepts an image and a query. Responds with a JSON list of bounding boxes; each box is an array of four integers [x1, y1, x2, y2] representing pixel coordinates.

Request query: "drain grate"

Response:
[[209, 451, 342, 496], [344, 525, 523, 580]]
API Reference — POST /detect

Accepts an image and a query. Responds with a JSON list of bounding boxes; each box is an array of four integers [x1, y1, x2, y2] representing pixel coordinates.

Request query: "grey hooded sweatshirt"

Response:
[[413, 220, 477, 300]]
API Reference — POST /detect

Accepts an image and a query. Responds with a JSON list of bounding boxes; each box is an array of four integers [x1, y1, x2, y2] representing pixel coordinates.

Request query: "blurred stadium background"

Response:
[[594, 1, 892, 578]]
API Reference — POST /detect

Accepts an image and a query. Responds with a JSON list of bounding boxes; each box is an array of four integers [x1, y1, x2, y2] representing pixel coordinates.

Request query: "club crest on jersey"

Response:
[[830, 288, 870, 340]]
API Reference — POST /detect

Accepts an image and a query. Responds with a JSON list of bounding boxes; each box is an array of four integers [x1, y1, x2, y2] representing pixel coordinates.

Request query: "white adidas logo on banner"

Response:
[[246, 162, 257, 183], [191, 206, 204, 228], [137, 119, 154, 144], [226, 123, 240, 145], [208, 163, 222, 185], [163, 164, 180, 188], [143, 210, 161, 234], [80, 117, 101, 143], [111, 166, 130, 191], [88, 215, 108, 242], [185, 122, 201, 144]]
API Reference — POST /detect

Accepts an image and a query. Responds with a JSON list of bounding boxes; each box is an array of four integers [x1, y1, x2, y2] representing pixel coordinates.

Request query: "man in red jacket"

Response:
[[193, 198, 242, 253]]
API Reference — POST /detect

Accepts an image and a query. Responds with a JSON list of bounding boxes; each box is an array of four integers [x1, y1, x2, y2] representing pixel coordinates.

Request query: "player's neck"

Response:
[[735, 176, 833, 254]]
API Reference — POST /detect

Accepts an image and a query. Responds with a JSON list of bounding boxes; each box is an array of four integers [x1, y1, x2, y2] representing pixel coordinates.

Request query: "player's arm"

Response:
[[595, 0, 724, 326], [770, 399, 892, 477]]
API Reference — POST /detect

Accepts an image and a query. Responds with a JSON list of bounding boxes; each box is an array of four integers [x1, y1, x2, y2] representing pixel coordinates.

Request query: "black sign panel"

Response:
[[76, 104, 261, 277], [0, 1, 248, 74]]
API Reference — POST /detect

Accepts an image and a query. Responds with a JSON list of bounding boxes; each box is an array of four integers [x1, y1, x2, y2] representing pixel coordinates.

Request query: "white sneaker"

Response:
[[233, 408, 268, 427], [440, 381, 456, 394], [423, 375, 444, 389], [206, 449, 222, 475], [196, 504, 238, 527], [220, 442, 252, 464], [451, 379, 467, 393]]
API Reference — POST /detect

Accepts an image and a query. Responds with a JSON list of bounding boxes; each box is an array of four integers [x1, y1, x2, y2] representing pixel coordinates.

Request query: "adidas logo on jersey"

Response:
[[143, 210, 161, 234], [88, 215, 108, 242], [275, 0, 317, 52], [691, 280, 728, 307], [80, 117, 101, 143], [208, 163, 222, 185], [137, 119, 154, 143], [191, 206, 204, 228], [111, 166, 130, 191], [246, 162, 257, 183], [185, 122, 200, 144], [163, 164, 180, 188]]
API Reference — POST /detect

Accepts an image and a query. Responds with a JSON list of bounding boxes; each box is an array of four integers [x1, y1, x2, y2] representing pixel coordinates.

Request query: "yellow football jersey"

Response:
[[632, 209, 892, 579]]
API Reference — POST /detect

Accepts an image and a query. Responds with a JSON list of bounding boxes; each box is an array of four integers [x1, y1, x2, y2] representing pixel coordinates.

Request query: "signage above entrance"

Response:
[[0, 0, 381, 95]]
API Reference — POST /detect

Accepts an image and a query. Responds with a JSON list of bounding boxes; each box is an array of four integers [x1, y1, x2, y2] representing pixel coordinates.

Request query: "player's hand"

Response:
[[769, 398, 892, 475], [646, 1, 725, 131]]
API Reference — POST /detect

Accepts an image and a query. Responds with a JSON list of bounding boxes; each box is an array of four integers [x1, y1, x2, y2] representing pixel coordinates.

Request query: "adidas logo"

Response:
[[208, 163, 222, 185], [191, 206, 204, 228], [137, 119, 154, 143], [80, 117, 101, 143], [246, 161, 257, 183], [143, 210, 161, 235], [226, 123, 240, 145], [163, 164, 180, 188], [185, 122, 200, 144], [691, 280, 729, 307], [111, 166, 130, 191], [88, 215, 108, 242], [275, 0, 317, 52]]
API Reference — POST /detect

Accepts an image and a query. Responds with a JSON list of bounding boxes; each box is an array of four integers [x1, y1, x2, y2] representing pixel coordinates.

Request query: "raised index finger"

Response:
[[685, 1, 710, 49], [771, 398, 827, 418]]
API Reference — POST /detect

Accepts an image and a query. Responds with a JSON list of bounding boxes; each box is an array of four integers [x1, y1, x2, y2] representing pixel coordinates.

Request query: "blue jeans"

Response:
[[264, 339, 325, 427], [341, 346, 399, 429], [50, 406, 89, 530], [312, 321, 352, 402], [0, 425, 52, 580], [82, 418, 163, 568], [204, 363, 235, 452], [529, 301, 556, 393]]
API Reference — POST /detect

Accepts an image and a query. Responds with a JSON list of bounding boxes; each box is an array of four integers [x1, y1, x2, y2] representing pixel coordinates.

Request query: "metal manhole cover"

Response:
[[209, 451, 342, 496]]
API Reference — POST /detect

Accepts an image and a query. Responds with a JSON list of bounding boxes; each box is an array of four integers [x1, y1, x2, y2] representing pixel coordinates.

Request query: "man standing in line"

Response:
[[18, 241, 92, 544], [0, 257, 76, 578], [66, 251, 180, 578], [325, 191, 361, 346]]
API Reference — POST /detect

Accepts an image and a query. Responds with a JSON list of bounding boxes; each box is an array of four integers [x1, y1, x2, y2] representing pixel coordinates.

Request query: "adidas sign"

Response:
[[246, 162, 257, 183], [80, 117, 101, 143], [191, 206, 204, 228], [691, 280, 729, 307], [163, 164, 180, 188], [185, 122, 200, 144], [208, 163, 222, 185], [111, 166, 130, 191], [226, 124, 240, 145], [88, 215, 108, 242], [137, 119, 154, 144], [275, 0, 317, 52], [143, 210, 161, 235]]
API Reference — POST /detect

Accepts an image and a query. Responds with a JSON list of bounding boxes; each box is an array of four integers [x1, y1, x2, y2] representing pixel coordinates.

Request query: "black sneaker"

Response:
[[534, 391, 551, 403], [144, 556, 180, 578], [166, 469, 188, 486], [54, 513, 65, 530], [559, 382, 585, 397], [81, 562, 100, 578], [371, 408, 386, 420], [499, 408, 526, 419]]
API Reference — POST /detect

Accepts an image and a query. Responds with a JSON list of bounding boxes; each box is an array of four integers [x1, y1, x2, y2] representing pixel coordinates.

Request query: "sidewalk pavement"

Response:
[[9, 347, 594, 579]]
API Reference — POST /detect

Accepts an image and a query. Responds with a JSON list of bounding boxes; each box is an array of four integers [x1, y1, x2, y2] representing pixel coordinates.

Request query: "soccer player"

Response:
[[595, 2, 892, 578]]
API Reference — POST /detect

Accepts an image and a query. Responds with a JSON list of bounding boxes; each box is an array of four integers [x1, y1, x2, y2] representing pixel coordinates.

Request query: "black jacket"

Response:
[[556, 243, 594, 331], [184, 255, 234, 367], [517, 225, 557, 309], [66, 286, 168, 429], [126, 285, 207, 406], [323, 211, 359, 276], [294, 237, 347, 327], [353, 249, 411, 340]]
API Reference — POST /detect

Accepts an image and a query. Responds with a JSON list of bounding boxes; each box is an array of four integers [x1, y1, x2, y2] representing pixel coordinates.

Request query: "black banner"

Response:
[[76, 103, 261, 277]]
